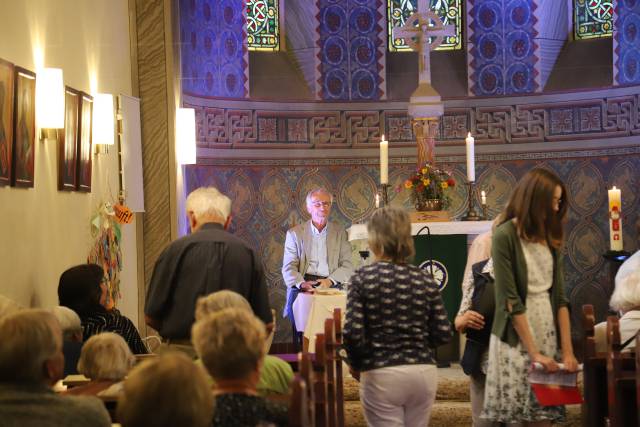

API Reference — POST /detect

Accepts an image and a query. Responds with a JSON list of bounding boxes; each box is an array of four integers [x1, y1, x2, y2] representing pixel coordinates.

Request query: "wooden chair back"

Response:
[[324, 318, 337, 427], [606, 316, 637, 427], [298, 352, 316, 427], [314, 334, 329, 427], [581, 304, 608, 427], [289, 375, 310, 427], [333, 308, 345, 427]]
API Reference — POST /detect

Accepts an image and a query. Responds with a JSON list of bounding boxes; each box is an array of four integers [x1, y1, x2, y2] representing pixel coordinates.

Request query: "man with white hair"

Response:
[[51, 306, 84, 376], [145, 186, 272, 354], [282, 188, 353, 344], [0, 309, 111, 426]]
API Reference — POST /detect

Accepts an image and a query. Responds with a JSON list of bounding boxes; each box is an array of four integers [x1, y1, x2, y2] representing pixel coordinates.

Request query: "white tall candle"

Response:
[[465, 132, 475, 182], [375, 193, 380, 208], [608, 186, 623, 251], [380, 135, 388, 184], [481, 190, 487, 206]]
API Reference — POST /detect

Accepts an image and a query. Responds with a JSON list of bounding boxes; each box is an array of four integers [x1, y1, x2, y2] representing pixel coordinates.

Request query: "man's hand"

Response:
[[299, 281, 318, 292], [317, 278, 333, 288]]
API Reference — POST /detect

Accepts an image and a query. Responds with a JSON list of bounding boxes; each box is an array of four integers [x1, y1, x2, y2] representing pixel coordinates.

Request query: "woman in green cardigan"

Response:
[[481, 168, 578, 426]]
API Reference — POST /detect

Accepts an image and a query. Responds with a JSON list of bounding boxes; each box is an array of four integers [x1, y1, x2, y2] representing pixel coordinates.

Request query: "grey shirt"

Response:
[[145, 223, 272, 339], [0, 383, 111, 427]]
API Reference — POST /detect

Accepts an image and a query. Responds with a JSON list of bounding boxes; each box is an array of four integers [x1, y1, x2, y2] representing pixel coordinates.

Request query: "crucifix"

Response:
[[393, 1, 455, 166]]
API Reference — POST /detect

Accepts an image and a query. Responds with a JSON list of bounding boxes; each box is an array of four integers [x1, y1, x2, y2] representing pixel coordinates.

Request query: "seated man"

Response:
[[595, 256, 640, 353], [195, 290, 293, 397], [0, 309, 111, 427], [282, 188, 353, 343], [192, 308, 288, 427], [117, 352, 214, 427], [51, 306, 84, 376]]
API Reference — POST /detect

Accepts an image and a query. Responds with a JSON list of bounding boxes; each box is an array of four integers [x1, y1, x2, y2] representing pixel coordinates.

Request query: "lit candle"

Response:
[[465, 132, 475, 182], [608, 186, 623, 251], [375, 193, 380, 208], [481, 190, 487, 206], [380, 134, 388, 184]]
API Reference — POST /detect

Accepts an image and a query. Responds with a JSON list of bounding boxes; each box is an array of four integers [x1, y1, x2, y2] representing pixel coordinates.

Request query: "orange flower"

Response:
[[404, 180, 413, 189], [441, 182, 448, 189]]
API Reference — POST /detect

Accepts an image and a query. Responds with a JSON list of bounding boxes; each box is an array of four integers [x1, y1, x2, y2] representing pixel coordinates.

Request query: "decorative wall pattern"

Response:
[[614, 1, 640, 85], [180, 0, 249, 98], [467, 0, 540, 96], [185, 149, 640, 343], [315, 0, 386, 100], [184, 90, 640, 147]]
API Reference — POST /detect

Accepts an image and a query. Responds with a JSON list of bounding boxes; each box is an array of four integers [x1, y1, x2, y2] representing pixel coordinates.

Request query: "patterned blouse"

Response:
[[211, 393, 288, 427], [81, 309, 148, 354], [343, 261, 452, 372]]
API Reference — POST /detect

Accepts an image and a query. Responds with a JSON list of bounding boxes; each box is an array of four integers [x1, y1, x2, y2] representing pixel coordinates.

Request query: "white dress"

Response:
[[481, 239, 565, 423]]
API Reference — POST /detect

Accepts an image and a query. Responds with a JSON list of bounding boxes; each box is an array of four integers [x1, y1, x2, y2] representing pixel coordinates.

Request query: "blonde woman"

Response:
[[343, 207, 452, 426]]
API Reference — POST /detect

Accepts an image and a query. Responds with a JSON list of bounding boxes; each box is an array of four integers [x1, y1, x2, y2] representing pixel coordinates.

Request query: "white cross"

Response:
[[393, 0, 455, 84]]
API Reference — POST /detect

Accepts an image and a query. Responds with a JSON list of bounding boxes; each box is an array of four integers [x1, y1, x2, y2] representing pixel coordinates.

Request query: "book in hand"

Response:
[[528, 362, 583, 406]]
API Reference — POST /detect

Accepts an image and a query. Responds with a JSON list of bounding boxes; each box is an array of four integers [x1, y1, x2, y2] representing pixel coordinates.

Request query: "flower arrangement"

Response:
[[402, 164, 456, 211]]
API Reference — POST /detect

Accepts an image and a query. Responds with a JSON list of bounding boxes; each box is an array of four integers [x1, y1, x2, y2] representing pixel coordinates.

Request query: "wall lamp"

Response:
[[92, 93, 115, 154], [35, 67, 64, 141], [176, 107, 196, 165]]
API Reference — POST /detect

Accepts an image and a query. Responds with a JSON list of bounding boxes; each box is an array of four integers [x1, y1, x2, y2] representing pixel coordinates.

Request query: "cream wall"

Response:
[[0, 0, 140, 324]]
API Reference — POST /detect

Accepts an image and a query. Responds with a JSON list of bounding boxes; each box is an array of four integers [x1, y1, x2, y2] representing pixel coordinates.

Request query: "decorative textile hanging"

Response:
[[87, 201, 122, 309]]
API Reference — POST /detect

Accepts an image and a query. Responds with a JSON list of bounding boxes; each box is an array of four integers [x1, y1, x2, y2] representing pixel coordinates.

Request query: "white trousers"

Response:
[[360, 364, 437, 427]]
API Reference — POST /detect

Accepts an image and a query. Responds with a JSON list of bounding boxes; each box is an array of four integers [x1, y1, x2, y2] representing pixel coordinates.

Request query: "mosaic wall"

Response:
[[614, 0, 640, 85], [315, 0, 386, 100], [179, 0, 248, 98], [184, 90, 640, 147], [467, 0, 540, 96], [185, 148, 640, 343]]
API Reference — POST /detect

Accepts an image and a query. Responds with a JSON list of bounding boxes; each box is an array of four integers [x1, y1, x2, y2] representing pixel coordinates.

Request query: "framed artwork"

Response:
[[0, 58, 14, 186], [76, 92, 93, 192], [12, 66, 36, 187], [58, 86, 79, 191]]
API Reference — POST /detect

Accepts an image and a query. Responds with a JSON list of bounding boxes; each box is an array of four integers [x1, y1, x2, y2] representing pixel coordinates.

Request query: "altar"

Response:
[[348, 220, 492, 362]]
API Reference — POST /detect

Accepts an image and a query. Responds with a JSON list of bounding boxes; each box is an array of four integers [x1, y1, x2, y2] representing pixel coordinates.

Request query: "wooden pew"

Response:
[[605, 316, 637, 427], [298, 352, 316, 427], [581, 304, 607, 427], [324, 318, 337, 427], [313, 334, 329, 427], [333, 308, 345, 427], [289, 375, 310, 427], [637, 335, 640, 427]]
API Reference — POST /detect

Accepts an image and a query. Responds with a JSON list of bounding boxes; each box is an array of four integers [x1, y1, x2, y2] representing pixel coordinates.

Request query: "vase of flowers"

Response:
[[403, 164, 456, 211]]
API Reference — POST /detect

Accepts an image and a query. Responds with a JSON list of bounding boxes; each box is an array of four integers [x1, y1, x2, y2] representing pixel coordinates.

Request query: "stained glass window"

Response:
[[246, 0, 280, 51], [388, 0, 462, 52], [574, 0, 613, 40]]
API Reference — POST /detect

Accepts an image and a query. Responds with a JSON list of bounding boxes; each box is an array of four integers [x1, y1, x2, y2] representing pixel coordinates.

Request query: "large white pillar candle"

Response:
[[481, 190, 487, 206], [608, 186, 623, 251], [465, 132, 475, 182], [380, 135, 388, 184]]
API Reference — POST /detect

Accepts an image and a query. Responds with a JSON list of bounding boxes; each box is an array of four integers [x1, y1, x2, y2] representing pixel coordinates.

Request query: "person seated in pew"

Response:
[[0, 309, 111, 427], [343, 207, 452, 427], [117, 352, 214, 427], [51, 306, 84, 376], [63, 332, 135, 398], [195, 290, 294, 398], [192, 308, 289, 427], [594, 264, 640, 353], [58, 264, 148, 355]]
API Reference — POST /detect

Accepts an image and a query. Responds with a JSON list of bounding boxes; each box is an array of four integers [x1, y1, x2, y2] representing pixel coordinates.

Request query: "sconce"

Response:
[[176, 107, 196, 165], [36, 68, 65, 141], [92, 93, 115, 154]]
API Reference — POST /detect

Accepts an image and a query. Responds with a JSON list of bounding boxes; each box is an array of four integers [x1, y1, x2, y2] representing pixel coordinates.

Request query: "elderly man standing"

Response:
[[145, 186, 272, 355], [282, 188, 353, 341], [0, 309, 111, 427]]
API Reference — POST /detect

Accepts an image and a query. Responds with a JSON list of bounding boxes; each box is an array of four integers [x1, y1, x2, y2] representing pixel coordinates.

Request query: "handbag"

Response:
[[460, 259, 495, 376]]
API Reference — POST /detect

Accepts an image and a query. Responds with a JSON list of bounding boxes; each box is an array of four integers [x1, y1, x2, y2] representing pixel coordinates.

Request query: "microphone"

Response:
[[415, 226, 434, 278]]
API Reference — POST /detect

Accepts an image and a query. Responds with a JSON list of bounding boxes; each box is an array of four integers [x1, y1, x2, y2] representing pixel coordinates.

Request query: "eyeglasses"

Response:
[[311, 201, 331, 208]]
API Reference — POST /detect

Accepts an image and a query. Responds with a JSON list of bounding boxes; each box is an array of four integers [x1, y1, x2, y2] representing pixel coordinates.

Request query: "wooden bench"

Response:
[[581, 304, 607, 427], [605, 316, 637, 427], [289, 375, 310, 427]]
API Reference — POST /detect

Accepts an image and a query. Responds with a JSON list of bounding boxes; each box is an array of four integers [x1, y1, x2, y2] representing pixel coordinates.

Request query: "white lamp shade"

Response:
[[176, 107, 196, 165], [36, 68, 64, 129], [92, 93, 115, 145]]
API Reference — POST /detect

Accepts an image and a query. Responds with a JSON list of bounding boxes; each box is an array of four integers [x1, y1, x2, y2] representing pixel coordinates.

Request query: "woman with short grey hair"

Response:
[[343, 207, 452, 426]]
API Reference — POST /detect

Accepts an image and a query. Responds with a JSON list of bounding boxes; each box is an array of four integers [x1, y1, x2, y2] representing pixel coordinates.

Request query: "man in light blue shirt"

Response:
[[282, 188, 353, 341]]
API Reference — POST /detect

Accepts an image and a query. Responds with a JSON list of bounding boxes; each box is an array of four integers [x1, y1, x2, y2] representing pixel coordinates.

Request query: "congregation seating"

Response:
[[581, 304, 638, 427]]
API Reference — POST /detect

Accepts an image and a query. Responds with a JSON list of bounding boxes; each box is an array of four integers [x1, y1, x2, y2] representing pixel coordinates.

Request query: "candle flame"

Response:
[[612, 186, 617, 190], [467, 132, 471, 137], [481, 191, 486, 197]]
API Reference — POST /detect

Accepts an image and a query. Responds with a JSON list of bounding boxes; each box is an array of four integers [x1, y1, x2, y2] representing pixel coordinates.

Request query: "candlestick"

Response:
[[381, 184, 390, 207], [608, 186, 623, 251], [481, 190, 487, 206], [461, 180, 481, 221], [465, 132, 475, 182], [380, 134, 388, 185]]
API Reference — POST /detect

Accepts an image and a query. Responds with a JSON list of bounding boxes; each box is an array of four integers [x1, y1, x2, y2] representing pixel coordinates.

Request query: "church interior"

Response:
[[0, 0, 639, 425]]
